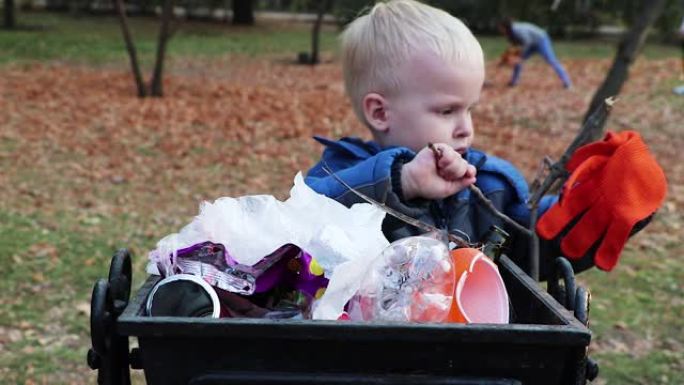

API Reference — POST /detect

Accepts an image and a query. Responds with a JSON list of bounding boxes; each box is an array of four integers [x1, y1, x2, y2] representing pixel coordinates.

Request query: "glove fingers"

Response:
[[562, 172, 605, 208], [594, 220, 633, 271], [537, 176, 600, 240], [537, 203, 575, 239], [553, 130, 664, 271], [560, 204, 610, 259]]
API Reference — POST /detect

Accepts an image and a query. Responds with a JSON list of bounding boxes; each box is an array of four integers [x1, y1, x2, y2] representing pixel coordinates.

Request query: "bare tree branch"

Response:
[[150, 0, 174, 97], [528, 97, 616, 206], [525, 1, 667, 280], [583, 0, 667, 131], [114, 0, 147, 97], [4, 0, 16, 29], [524, 98, 615, 281]]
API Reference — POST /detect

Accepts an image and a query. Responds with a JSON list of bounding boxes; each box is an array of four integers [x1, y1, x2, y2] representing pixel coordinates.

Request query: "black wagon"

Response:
[[87, 249, 598, 385]]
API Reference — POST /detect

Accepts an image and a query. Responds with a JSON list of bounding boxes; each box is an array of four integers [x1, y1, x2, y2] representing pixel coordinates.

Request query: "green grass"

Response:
[[0, 209, 156, 383], [576, 219, 684, 385], [0, 11, 340, 65], [2, 11, 681, 67]]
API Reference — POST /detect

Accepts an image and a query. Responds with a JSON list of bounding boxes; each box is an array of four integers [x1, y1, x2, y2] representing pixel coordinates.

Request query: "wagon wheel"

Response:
[[108, 249, 132, 315], [89, 279, 111, 359], [573, 276, 598, 382], [547, 257, 576, 311], [574, 286, 591, 326], [87, 251, 133, 385]]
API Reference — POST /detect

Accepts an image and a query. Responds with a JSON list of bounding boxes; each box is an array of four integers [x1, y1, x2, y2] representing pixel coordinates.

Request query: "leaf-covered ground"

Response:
[[1, 54, 683, 384]]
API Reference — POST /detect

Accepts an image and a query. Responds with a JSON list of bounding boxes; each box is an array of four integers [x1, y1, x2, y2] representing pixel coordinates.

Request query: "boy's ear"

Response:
[[362, 93, 390, 133]]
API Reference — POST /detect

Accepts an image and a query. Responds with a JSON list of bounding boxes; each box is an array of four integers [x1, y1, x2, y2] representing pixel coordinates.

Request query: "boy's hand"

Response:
[[401, 143, 476, 201]]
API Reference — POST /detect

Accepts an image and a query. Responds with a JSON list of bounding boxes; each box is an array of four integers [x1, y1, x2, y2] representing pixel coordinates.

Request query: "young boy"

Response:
[[304, 0, 664, 276], [306, 0, 549, 248]]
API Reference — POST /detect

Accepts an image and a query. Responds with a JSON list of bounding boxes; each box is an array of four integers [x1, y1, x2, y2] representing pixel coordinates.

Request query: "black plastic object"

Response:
[[146, 274, 220, 318], [104, 253, 593, 385]]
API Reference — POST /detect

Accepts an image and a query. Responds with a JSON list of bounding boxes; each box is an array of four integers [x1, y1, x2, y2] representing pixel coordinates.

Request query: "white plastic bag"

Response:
[[148, 173, 389, 281]]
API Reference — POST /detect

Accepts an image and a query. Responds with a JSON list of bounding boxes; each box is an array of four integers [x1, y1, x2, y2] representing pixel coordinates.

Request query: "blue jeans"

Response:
[[511, 36, 572, 88]]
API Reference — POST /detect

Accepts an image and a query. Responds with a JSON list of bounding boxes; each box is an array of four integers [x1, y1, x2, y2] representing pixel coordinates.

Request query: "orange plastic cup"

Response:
[[447, 248, 509, 324]]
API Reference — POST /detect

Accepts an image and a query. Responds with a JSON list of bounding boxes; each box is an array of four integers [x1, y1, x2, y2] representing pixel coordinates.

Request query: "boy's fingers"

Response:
[[465, 164, 477, 178], [436, 146, 460, 168], [439, 159, 469, 181], [446, 175, 476, 196]]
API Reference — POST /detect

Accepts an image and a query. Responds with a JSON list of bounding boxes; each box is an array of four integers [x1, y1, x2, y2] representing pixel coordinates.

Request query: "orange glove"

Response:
[[537, 131, 667, 271]]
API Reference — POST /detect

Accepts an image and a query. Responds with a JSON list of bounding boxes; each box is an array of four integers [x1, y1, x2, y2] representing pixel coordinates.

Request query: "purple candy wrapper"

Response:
[[167, 242, 328, 298]]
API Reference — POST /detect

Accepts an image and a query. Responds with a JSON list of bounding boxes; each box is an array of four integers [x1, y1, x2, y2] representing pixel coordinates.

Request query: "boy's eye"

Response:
[[440, 108, 455, 115]]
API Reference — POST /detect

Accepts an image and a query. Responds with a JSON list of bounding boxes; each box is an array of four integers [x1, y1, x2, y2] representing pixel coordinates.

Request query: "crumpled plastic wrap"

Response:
[[147, 173, 389, 282], [345, 236, 455, 322]]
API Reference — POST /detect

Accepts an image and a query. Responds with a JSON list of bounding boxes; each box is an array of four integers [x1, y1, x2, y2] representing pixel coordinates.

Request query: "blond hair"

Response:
[[341, 0, 483, 125]]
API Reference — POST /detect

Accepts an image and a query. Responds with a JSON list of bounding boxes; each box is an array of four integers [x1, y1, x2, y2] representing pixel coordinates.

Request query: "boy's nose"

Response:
[[452, 114, 473, 138]]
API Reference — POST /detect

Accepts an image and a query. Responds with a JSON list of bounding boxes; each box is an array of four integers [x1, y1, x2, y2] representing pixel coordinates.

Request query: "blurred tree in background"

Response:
[[4, 0, 16, 28], [326, 0, 683, 39], [5, 0, 683, 39]]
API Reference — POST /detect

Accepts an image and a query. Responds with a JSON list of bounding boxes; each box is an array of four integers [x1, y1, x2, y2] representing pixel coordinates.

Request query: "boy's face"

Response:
[[372, 51, 484, 154]]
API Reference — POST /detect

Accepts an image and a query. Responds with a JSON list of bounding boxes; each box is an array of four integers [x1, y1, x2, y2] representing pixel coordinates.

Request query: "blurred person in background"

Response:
[[498, 17, 572, 89], [679, 16, 684, 81], [673, 16, 684, 94]]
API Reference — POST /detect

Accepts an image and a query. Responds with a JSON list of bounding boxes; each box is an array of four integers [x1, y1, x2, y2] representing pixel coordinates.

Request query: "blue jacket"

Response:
[[305, 136, 557, 246]]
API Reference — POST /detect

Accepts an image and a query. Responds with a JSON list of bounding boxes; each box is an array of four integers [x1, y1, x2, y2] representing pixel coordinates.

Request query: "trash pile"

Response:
[[145, 173, 510, 324]]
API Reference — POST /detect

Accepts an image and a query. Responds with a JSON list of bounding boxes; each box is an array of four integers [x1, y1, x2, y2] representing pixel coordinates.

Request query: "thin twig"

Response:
[[528, 97, 616, 206], [321, 164, 471, 248], [427, 143, 532, 237], [468, 182, 533, 237], [525, 97, 616, 281]]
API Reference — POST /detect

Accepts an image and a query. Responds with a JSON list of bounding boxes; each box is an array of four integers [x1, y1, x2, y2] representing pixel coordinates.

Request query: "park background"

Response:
[[1, 0, 683, 384]]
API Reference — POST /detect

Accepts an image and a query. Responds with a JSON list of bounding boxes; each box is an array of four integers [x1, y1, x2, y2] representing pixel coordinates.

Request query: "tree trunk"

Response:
[[582, 0, 667, 138], [139, 0, 155, 16], [223, 0, 230, 23], [45, 0, 68, 11], [4, 0, 16, 29], [150, 0, 174, 97], [309, 0, 333, 65], [232, 0, 254, 25], [114, 0, 147, 97]]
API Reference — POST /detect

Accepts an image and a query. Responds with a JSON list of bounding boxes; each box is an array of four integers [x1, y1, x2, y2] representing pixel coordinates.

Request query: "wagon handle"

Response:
[[189, 372, 522, 385]]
